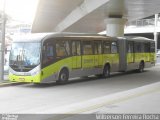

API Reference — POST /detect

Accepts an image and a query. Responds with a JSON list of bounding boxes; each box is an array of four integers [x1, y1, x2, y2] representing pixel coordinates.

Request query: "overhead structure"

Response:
[[32, 0, 160, 36], [105, 18, 127, 37]]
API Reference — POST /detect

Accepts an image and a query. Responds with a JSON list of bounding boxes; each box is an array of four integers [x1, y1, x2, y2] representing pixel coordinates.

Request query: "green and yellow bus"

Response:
[[9, 33, 155, 83]]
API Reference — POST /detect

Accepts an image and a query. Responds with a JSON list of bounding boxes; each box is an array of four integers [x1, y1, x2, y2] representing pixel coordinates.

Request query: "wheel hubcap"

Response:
[[61, 73, 67, 81], [104, 67, 110, 77]]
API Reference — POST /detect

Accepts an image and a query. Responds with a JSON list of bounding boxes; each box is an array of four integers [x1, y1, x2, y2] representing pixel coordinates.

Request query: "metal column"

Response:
[[0, 0, 6, 81], [154, 14, 158, 53]]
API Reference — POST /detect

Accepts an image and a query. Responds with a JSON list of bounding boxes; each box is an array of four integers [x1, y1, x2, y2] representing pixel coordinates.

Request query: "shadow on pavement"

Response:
[[24, 69, 151, 88]]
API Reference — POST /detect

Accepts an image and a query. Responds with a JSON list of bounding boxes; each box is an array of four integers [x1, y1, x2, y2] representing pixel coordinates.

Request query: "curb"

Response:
[[0, 81, 25, 87]]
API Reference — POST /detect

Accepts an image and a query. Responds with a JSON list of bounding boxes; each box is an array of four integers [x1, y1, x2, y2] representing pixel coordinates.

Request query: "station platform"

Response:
[[43, 81, 160, 114], [32, 79, 160, 120]]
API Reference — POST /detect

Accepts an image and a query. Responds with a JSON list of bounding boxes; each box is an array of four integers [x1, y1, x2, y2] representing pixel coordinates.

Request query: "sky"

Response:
[[0, 0, 39, 23]]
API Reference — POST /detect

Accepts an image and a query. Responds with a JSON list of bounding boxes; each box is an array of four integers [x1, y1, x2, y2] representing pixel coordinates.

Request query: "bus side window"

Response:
[[111, 42, 118, 54], [83, 41, 93, 55], [134, 42, 141, 53], [94, 41, 102, 54], [72, 41, 77, 55], [128, 42, 134, 53], [103, 42, 111, 54], [72, 41, 81, 56], [47, 46, 54, 57], [150, 42, 155, 52], [144, 43, 150, 52], [42, 42, 54, 64], [141, 43, 145, 53], [56, 41, 70, 58], [77, 41, 81, 55], [65, 41, 70, 56]]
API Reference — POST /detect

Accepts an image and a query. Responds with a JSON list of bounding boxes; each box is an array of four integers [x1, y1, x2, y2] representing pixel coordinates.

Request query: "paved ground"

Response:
[[0, 64, 160, 115], [86, 82, 160, 114], [157, 56, 160, 63]]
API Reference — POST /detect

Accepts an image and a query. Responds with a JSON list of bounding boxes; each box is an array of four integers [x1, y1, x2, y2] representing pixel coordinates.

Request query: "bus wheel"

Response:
[[138, 62, 144, 73], [95, 74, 103, 78], [57, 69, 69, 84], [103, 65, 110, 78]]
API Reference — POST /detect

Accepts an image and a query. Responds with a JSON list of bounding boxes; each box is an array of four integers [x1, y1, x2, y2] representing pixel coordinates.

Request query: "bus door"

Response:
[[94, 41, 102, 67], [150, 42, 155, 62], [127, 41, 134, 63], [71, 41, 82, 69], [144, 43, 150, 62], [111, 41, 119, 65]]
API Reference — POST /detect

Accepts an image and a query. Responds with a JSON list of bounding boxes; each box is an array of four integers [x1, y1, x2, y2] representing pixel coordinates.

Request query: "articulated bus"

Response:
[[9, 33, 155, 83]]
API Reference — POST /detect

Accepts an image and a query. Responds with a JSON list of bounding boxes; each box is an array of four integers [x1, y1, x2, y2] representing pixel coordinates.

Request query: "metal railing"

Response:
[[126, 18, 160, 28]]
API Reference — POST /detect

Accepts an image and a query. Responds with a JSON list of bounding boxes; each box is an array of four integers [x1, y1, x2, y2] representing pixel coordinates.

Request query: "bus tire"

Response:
[[103, 65, 110, 78], [95, 74, 103, 78], [138, 62, 144, 73], [57, 69, 69, 84]]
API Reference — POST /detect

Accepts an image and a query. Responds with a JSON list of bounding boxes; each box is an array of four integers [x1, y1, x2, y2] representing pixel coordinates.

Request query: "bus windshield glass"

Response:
[[9, 42, 41, 72]]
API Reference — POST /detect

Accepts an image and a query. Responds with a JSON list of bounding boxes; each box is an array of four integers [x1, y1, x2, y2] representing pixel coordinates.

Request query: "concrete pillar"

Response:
[[0, 0, 6, 81], [105, 18, 127, 37]]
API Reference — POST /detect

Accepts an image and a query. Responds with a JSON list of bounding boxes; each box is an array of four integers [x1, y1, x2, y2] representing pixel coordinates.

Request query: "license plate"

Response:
[[19, 78, 25, 81]]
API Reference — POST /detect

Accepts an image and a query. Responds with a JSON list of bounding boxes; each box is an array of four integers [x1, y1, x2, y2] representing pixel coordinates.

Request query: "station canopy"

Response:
[[32, 0, 160, 33]]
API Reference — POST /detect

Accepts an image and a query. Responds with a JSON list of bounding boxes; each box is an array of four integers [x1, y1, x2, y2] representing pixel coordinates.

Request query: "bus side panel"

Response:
[[41, 57, 72, 83], [134, 53, 145, 63], [78, 55, 102, 76], [72, 56, 82, 69], [127, 53, 135, 63], [94, 54, 103, 67], [145, 53, 150, 62], [77, 56, 82, 68], [102, 53, 119, 72], [72, 56, 77, 69], [150, 42, 156, 65], [82, 55, 95, 68], [102, 54, 112, 67], [150, 52, 156, 63], [109, 53, 119, 72]]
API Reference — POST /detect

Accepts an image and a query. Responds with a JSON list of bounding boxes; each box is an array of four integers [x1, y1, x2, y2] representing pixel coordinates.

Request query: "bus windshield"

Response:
[[9, 42, 41, 72]]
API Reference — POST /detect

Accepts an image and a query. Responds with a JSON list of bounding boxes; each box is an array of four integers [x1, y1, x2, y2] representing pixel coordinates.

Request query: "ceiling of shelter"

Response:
[[32, 0, 160, 33]]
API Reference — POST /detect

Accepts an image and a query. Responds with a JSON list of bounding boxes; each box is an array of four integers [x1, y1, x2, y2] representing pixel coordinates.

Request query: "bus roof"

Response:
[[124, 36, 154, 42], [12, 32, 114, 43], [12, 33, 154, 43]]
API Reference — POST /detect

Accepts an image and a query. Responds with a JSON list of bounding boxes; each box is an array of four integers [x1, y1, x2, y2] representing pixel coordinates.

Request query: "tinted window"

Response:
[[150, 42, 155, 52], [111, 42, 118, 53], [72, 41, 81, 55], [127, 42, 134, 53], [134, 42, 142, 53], [56, 41, 70, 57], [42, 42, 55, 67], [77, 41, 81, 55], [144, 43, 150, 52], [94, 41, 102, 54], [83, 41, 93, 55], [141, 43, 145, 52], [103, 42, 110, 54]]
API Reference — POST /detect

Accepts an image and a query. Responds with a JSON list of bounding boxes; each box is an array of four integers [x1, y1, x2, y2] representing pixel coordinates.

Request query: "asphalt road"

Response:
[[0, 65, 160, 114]]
